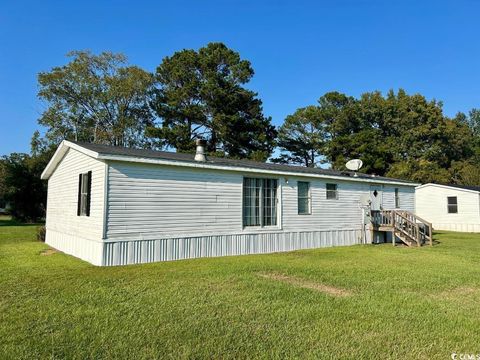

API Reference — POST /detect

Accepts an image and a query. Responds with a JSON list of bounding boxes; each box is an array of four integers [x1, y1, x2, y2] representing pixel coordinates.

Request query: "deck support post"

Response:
[[428, 223, 433, 246], [392, 211, 396, 246], [415, 223, 421, 247]]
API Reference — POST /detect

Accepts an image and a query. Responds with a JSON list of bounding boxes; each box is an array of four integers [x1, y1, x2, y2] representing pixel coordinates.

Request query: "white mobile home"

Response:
[[41, 140, 418, 266], [416, 183, 480, 232], [0, 198, 9, 214]]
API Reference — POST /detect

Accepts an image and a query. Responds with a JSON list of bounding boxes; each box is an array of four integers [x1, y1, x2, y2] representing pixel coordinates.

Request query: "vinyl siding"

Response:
[[45, 148, 106, 245], [106, 161, 243, 239], [282, 178, 369, 231], [106, 162, 416, 240], [382, 185, 415, 211], [416, 185, 480, 232]]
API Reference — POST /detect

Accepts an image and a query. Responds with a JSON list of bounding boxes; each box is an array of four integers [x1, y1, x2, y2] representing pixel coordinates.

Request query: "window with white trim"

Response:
[[326, 183, 338, 200], [243, 178, 278, 227], [447, 196, 458, 214], [297, 181, 311, 215]]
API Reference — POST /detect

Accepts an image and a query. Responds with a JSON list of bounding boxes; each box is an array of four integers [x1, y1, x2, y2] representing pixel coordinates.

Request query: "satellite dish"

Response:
[[346, 159, 363, 177], [346, 159, 363, 171]]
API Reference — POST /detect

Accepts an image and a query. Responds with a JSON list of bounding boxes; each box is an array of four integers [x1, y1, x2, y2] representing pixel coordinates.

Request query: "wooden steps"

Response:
[[394, 230, 417, 247], [371, 210, 433, 247]]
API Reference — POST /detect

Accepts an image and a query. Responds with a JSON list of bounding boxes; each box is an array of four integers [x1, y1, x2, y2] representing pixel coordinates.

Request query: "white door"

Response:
[[370, 185, 383, 210]]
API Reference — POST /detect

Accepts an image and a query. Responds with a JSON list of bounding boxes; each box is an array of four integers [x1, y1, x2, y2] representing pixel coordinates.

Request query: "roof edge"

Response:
[[416, 183, 480, 194], [40, 140, 100, 180], [98, 153, 420, 187], [41, 141, 419, 187]]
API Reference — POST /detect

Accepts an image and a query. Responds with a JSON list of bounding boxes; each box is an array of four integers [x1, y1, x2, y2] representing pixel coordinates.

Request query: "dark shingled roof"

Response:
[[73, 141, 417, 185], [435, 184, 480, 192]]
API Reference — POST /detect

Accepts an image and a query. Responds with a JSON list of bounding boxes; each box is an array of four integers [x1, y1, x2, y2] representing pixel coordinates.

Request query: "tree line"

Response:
[[274, 91, 480, 185], [1, 42, 479, 221]]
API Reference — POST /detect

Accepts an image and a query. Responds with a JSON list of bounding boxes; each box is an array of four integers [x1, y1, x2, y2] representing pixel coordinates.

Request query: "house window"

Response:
[[243, 178, 278, 227], [298, 181, 311, 215], [77, 171, 92, 216], [447, 196, 458, 214], [395, 188, 400, 208], [326, 183, 338, 200]]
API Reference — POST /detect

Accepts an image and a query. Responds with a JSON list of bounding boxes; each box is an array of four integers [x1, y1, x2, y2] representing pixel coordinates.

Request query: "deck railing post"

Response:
[[392, 211, 396, 246], [428, 223, 433, 246], [415, 223, 420, 247]]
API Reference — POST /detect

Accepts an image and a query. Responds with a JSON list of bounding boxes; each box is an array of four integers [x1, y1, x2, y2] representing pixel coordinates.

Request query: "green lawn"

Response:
[[1, 218, 480, 359]]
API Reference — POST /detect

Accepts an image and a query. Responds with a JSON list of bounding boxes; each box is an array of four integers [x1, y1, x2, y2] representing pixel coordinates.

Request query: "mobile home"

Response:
[[0, 198, 9, 214], [416, 183, 480, 232], [41, 140, 418, 266]]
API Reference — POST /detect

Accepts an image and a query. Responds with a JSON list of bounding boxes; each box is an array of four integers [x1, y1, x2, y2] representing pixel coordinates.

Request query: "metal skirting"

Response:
[[101, 229, 362, 266], [46, 229, 104, 266], [433, 223, 480, 233]]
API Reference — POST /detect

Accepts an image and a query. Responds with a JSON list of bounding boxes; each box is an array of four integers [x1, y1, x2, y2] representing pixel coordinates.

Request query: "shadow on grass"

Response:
[[431, 232, 442, 246]]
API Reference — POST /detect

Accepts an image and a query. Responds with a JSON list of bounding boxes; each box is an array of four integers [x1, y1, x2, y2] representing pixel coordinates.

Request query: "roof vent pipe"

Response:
[[194, 139, 207, 162]]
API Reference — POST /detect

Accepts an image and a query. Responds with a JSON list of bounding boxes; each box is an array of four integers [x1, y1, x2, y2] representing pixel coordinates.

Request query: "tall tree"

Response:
[[0, 159, 6, 207], [463, 108, 480, 136], [456, 109, 480, 158], [1, 152, 51, 222], [150, 42, 276, 160], [278, 89, 475, 184], [272, 106, 326, 167], [449, 109, 480, 186], [381, 91, 473, 181], [37, 50, 155, 148], [450, 160, 480, 186], [319, 91, 391, 175]]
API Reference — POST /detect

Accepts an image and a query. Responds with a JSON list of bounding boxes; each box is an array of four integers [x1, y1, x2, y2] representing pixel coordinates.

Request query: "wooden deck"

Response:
[[371, 210, 433, 247]]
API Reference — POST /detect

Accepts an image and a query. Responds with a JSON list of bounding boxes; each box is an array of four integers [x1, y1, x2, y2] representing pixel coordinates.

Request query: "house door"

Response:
[[370, 185, 383, 210]]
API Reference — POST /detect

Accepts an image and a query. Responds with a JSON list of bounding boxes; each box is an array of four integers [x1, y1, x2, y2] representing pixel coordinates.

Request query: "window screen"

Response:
[[243, 178, 278, 227], [326, 183, 338, 200], [298, 181, 311, 214], [447, 196, 458, 214]]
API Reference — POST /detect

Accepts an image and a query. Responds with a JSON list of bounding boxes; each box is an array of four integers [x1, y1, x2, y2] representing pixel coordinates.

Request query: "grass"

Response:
[[1, 217, 480, 359]]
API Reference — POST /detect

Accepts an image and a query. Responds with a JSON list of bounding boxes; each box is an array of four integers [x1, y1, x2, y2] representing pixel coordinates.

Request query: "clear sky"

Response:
[[1, 0, 479, 156]]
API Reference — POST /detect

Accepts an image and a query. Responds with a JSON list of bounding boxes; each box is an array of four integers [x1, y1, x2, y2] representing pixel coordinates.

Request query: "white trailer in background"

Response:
[[416, 183, 480, 233]]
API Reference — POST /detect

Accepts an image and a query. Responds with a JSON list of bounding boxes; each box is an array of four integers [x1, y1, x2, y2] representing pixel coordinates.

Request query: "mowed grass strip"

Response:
[[1, 219, 480, 359]]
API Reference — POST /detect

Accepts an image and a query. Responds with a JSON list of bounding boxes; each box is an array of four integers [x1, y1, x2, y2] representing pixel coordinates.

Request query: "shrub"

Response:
[[36, 226, 46, 242]]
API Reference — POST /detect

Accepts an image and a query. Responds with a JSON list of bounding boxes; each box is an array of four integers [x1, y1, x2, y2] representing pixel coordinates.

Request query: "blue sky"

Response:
[[1, 0, 479, 155]]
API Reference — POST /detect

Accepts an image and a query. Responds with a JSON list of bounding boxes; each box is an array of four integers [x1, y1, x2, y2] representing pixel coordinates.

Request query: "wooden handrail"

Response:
[[371, 210, 433, 246]]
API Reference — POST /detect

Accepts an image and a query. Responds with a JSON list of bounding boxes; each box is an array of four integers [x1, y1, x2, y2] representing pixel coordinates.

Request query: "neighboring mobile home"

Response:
[[416, 183, 480, 232], [41, 140, 418, 266], [0, 198, 9, 214]]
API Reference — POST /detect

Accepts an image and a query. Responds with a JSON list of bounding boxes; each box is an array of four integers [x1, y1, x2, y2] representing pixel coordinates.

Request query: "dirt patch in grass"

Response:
[[39, 248, 58, 256], [426, 286, 480, 312], [434, 286, 480, 301], [258, 272, 352, 297]]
